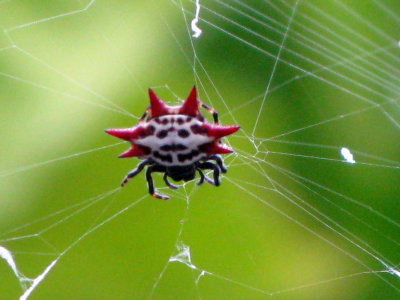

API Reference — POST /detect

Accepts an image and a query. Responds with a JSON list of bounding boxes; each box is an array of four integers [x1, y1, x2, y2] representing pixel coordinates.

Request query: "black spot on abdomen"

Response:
[[176, 144, 187, 151], [138, 145, 151, 155], [160, 144, 188, 151], [190, 124, 207, 135], [153, 151, 172, 163], [178, 150, 200, 162], [147, 125, 155, 135], [157, 130, 168, 139], [178, 129, 189, 138], [160, 145, 172, 151]]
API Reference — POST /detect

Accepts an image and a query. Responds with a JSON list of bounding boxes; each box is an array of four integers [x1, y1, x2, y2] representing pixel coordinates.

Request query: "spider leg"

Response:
[[207, 154, 227, 173], [199, 101, 219, 124], [196, 169, 205, 185], [146, 165, 170, 200], [196, 169, 213, 186], [137, 106, 151, 124], [163, 173, 178, 189], [121, 159, 151, 187], [198, 162, 221, 186]]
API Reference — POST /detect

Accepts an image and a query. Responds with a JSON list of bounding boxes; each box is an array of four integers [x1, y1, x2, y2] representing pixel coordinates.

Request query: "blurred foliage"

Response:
[[0, 0, 400, 299]]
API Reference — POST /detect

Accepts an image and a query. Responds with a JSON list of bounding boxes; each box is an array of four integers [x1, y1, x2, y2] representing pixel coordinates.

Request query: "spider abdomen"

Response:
[[136, 115, 212, 166]]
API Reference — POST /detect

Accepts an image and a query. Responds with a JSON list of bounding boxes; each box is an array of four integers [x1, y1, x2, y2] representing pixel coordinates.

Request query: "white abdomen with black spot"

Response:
[[135, 115, 213, 166]]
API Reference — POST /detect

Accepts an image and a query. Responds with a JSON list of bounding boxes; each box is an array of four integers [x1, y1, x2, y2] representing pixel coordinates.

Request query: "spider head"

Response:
[[167, 165, 196, 182]]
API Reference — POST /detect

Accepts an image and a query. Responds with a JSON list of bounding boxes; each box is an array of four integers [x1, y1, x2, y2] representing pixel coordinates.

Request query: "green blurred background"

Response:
[[1, 0, 400, 299]]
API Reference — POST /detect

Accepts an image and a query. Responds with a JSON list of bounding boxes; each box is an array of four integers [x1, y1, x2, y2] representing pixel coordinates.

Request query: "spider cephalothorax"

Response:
[[105, 86, 240, 200]]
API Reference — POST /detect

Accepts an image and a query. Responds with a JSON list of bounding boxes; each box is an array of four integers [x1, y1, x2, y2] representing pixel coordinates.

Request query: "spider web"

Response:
[[1, 0, 400, 299]]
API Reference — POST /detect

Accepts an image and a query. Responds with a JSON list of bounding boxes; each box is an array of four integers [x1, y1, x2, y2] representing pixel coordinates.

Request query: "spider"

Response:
[[105, 86, 240, 200]]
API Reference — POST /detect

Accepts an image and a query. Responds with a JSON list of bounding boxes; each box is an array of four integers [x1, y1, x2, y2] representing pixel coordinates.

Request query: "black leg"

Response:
[[197, 169, 214, 186], [207, 155, 227, 173], [121, 159, 151, 186], [199, 101, 219, 124], [138, 106, 150, 124], [163, 173, 178, 189], [197, 169, 205, 185], [198, 162, 221, 186], [146, 165, 169, 200]]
